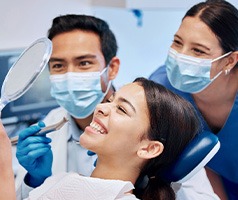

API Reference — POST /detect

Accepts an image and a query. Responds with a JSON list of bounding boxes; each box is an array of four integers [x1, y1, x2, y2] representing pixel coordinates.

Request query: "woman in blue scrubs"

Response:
[[149, 0, 238, 199]]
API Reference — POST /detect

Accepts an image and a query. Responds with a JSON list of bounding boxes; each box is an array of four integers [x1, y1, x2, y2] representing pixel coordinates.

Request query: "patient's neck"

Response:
[[90, 158, 140, 185]]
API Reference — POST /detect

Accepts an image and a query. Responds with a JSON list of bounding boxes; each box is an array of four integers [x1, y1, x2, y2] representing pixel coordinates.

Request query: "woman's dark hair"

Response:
[[183, 0, 238, 56], [133, 77, 200, 200], [47, 14, 118, 65]]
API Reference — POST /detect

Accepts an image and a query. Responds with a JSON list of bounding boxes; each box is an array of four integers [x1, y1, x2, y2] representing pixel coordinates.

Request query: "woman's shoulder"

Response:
[[149, 64, 167, 82]]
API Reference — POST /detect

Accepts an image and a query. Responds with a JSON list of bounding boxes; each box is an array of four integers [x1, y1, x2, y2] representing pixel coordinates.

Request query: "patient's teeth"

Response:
[[90, 121, 106, 134]]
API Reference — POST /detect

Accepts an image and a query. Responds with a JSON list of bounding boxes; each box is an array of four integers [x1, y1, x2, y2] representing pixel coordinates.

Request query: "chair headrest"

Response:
[[158, 131, 220, 183]]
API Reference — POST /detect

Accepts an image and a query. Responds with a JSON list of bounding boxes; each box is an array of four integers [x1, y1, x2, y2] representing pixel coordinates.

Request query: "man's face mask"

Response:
[[165, 48, 232, 93], [50, 67, 111, 118]]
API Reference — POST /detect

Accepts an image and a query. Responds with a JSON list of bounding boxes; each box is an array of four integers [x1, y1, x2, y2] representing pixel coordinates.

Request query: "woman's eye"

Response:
[[106, 98, 112, 103], [116, 105, 127, 114], [172, 39, 182, 46], [192, 48, 206, 55]]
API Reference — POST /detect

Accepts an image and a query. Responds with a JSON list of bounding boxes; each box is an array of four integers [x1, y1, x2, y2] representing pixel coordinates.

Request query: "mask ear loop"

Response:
[[212, 51, 232, 62], [211, 51, 232, 77]]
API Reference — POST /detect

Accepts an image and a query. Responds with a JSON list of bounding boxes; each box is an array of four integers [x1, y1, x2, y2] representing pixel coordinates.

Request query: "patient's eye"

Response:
[[116, 105, 127, 114], [106, 97, 113, 103], [106, 93, 115, 103]]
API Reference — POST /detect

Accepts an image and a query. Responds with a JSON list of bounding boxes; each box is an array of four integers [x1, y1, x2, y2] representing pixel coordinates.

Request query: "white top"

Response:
[[25, 172, 139, 200]]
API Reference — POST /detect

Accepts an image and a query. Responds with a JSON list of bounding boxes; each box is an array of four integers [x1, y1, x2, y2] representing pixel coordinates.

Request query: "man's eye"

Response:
[[56, 64, 63, 68], [79, 61, 90, 66], [50, 63, 66, 72], [50, 63, 63, 69]]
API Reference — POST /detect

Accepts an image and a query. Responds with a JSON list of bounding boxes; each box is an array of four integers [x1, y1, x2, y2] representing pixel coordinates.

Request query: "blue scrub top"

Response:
[[149, 65, 238, 198]]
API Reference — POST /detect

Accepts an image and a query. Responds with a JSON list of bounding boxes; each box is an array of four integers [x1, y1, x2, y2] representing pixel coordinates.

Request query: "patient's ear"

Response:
[[137, 140, 164, 159]]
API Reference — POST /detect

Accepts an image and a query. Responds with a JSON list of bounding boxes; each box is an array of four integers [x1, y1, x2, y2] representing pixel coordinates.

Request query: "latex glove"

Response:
[[16, 121, 52, 188], [87, 150, 96, 156], [87, 150, 97, 167]]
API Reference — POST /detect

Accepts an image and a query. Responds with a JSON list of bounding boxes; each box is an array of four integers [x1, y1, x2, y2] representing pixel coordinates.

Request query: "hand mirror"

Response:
[[0, 38, 52, 112]]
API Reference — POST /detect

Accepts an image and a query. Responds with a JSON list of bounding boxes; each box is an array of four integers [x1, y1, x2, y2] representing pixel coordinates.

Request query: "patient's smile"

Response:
[[90, 121, 107, 134]]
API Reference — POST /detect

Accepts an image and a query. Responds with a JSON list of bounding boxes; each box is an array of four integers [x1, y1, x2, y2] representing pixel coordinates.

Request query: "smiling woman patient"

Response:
[[0, 77, 200, 200]]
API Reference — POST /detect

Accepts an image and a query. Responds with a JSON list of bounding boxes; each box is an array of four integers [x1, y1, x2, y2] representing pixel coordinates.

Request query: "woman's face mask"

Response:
[[50, 67, 111, 119], [165, 48, 232, 93]]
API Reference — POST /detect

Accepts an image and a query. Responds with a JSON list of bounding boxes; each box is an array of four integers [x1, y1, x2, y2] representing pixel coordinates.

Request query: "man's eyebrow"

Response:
[[49, 58, 63, 62], [49, 54, 97, 62], [75, 54, 97, 60], [118, 97, 136, 113]]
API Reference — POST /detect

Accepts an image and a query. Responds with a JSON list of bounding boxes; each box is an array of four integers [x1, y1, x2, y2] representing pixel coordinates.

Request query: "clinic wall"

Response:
[[0, 0, 92, 49], [93, 8, 185, 89]]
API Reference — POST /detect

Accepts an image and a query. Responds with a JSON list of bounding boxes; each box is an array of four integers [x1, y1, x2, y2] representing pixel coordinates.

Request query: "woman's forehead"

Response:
[[118, 83, 147, 108], [178, 16, 220, 47], [119, 82, 143, 96]]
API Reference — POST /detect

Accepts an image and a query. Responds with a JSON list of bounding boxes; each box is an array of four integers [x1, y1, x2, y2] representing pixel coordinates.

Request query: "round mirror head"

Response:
[[1, 38, 52, 107]]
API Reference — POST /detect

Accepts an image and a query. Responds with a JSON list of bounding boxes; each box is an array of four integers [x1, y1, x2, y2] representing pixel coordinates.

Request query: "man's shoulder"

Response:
[[43, 107, 68, 125]]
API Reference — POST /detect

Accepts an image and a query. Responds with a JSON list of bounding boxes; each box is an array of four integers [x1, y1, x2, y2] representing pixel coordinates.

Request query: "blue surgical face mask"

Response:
[[165, 48, 232, 93], [50, 68, 111, 119]]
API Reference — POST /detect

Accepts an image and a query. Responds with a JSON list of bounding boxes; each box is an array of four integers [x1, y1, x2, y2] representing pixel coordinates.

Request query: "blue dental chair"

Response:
[[159, 130, 220, 183]]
